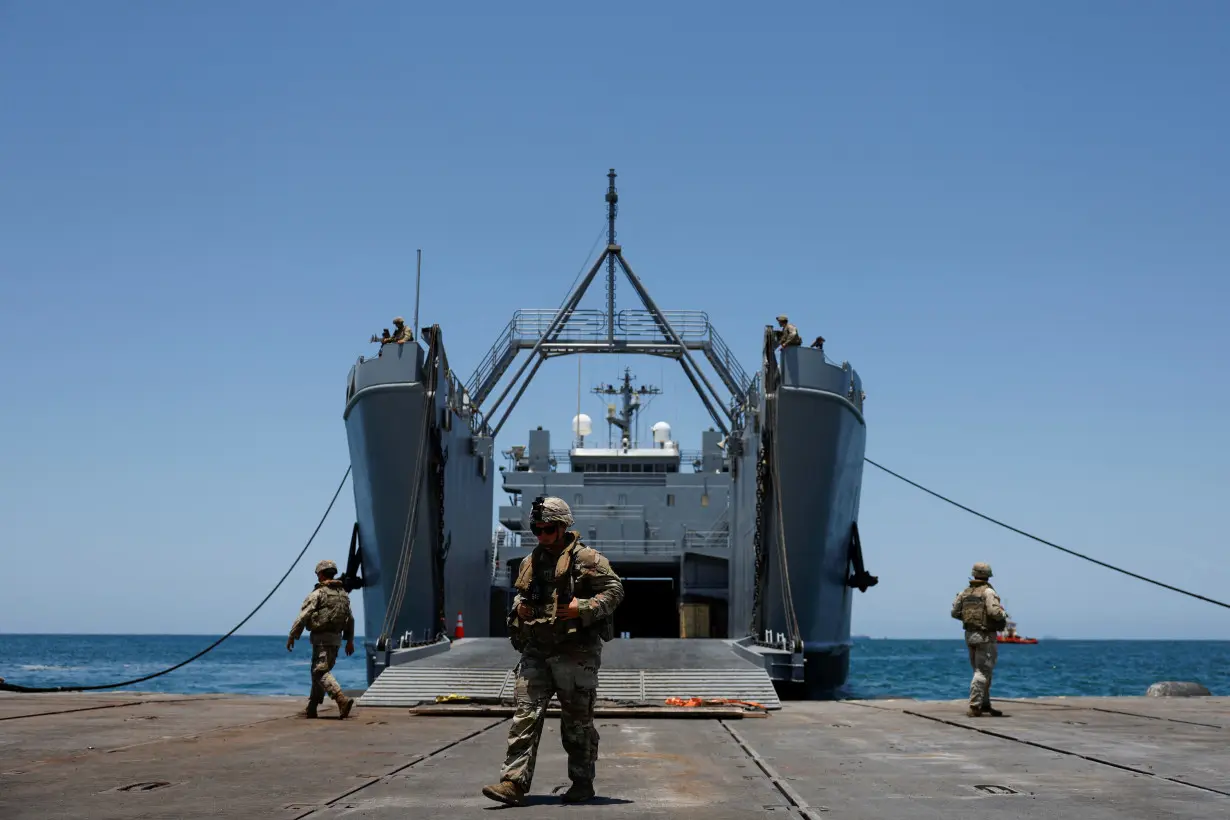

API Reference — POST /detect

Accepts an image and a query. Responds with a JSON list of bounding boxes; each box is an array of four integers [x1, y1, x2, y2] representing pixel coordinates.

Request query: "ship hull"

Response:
[[344, 339, 494, 684], [730, 345, 867, 698]]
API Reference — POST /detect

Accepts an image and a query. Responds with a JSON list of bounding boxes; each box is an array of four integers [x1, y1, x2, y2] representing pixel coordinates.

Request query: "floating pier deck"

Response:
[[1, 690, 1226, 818]]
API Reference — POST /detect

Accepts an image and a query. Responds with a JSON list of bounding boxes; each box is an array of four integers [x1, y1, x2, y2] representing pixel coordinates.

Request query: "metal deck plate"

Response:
[[359, 638, 782, 709]]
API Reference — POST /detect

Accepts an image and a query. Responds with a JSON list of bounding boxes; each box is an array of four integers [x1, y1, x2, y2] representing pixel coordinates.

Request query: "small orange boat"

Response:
[[997, 620, 1038, 644]]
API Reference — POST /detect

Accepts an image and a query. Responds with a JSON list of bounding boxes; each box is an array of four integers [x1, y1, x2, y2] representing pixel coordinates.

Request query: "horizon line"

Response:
[[4, 633, 1229, 642]]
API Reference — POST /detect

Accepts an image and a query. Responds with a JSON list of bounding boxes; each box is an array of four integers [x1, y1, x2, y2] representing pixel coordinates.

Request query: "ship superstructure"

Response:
[[491, 366, 734, 642]]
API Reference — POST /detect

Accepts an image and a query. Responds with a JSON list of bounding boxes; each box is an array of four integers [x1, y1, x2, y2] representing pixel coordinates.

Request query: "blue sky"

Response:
[[2, 1, 1227, 641]]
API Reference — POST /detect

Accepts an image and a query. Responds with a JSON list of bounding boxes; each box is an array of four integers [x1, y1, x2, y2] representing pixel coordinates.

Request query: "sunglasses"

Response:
[[530, 522, 560, 536]]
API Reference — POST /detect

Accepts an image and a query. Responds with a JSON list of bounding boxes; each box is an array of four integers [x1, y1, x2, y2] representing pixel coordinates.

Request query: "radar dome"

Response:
[[572, 414, 592, 436], [651, 421, 672, 444]]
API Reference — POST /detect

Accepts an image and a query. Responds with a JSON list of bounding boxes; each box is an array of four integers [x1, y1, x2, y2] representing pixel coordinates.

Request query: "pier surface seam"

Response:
[[720, 720, 828, 818], [889, 706, 1230, 798], [290, 718, 509, 819]]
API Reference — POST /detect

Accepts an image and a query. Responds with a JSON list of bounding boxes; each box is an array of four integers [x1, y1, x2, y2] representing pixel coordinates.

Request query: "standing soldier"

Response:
[[482, 496, 625, 806], [775, 314, 801, 349], [950, 562, 1007, 717], [390, 316, 414, 344], [287, 560, 356, 719]]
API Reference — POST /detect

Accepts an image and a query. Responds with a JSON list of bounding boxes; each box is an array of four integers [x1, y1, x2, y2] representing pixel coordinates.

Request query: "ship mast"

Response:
[[606, 169, 617, 345], [592, 368, 661, 448]]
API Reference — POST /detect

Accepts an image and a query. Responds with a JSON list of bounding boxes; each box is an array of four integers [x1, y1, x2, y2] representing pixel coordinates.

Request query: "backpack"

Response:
[[307, 586, 351, 633], [960, 587, 1006, 631]]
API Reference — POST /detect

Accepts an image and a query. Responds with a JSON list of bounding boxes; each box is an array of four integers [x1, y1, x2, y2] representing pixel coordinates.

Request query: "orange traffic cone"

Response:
[[455, 612, 465, 639]]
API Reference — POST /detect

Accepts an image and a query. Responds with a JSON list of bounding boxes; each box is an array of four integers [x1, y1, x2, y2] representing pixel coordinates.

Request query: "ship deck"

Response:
[[2, 690, 1227, 818]]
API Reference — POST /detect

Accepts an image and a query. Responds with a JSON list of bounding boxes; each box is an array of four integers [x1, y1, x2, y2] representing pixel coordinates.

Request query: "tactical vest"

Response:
[[959, 585, 1004, 631], [514, 540, 613, 647], [307, 585, 351, 633]]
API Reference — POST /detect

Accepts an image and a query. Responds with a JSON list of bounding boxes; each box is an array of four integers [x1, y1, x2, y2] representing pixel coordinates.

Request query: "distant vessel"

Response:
[[997, 620, 1038, 644]]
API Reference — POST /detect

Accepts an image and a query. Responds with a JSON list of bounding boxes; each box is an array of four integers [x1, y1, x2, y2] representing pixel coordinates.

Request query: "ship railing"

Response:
[[466, 316, 519, 398], [615, 309, 712, 338], [570, 504, 645, 519], [548, 449, 703, 471], [489, 533, 680, 557], [683, 530, 731, 550], [511, 308, 712, 341], [585, 540, 679, 556], [492, 566, 511, 587], [497, 531, 527, 550], [466, 309, 713, 414], [490, 529, 507, 584], [703, 323, 753, 400], [465, 308, 757, 433], [497, 505, 647, 532]]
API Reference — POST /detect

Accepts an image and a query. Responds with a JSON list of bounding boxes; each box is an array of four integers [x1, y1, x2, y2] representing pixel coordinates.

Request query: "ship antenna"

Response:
[[413, 248, 422, 342], [605, 168, 618, 344]]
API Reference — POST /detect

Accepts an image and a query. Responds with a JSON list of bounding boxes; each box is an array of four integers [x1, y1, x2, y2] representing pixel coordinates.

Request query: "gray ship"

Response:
[[340, 171, 877, 707]]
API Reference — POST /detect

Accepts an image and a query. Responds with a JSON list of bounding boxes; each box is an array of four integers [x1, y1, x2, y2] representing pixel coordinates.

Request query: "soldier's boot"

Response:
[[302, 702, 319, 719], [561, 781, 595, 803], [966, 705, 983, 718], [481, 780, 526, 806], [981, 702, 1003, 717], [337, 694, 355, 720]]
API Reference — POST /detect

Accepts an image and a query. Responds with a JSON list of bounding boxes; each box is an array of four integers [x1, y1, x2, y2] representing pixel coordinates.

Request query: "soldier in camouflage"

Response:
[[482, 496, 625, 806], [775, 314, 801, 349], [287, 559, 356, 719], [390, 316, 413, 344], [950, 562, 1007, 717]]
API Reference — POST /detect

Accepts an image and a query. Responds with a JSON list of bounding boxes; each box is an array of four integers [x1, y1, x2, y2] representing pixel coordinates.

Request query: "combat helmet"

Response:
[[315, 559, 338, 575], [531, 495, 574, 528], [971, 562, 992, 579], [776, 314, 788, 323], [393, 316, 405, 324]]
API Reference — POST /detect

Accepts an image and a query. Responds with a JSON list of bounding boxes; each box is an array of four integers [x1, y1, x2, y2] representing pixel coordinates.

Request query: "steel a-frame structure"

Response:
[[467, 169, 752, 440]]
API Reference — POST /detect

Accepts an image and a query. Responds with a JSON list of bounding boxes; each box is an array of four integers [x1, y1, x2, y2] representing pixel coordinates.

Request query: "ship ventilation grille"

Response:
[[583, 474, 668, 487]]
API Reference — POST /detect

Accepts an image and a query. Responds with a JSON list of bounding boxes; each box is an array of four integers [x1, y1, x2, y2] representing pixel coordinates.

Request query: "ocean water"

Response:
[[845, 638, 1230, 700], [2, 635, 1227, 700]]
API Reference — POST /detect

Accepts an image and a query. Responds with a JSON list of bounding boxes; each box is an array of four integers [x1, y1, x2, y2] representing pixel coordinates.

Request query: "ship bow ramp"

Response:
[[358, 637, 782, 710]]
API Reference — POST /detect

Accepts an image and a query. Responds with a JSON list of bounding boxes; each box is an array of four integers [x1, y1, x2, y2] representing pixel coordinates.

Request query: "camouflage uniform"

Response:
[[950, 562, 1007, 716], [289, 560, 356, 718], [775, 315, 801, 347], [483, 497, 624, 806], [390, 317, 413, 344]]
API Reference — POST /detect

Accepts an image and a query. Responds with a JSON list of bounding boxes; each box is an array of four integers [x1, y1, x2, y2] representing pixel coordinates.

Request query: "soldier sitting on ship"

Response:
[[370, 316, 414, 355], [774, 314, 802, 350]]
